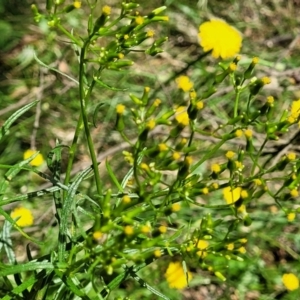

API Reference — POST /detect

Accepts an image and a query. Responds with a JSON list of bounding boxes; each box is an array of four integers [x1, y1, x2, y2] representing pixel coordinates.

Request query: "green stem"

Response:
[[233, 89, 241, 118], [78, 40, 103, 200], [64, 80, 97, 197]]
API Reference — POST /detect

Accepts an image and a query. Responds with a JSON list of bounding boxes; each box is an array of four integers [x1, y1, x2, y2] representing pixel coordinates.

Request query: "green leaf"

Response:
[[0, 261, 54, 276], [94, 77, 127, 91], [0, 100, 39, 141], [92, 102, 106, 127], [58, 165, 94, 262], [2, 274, 37, 300], [106, 159, 123, 192]]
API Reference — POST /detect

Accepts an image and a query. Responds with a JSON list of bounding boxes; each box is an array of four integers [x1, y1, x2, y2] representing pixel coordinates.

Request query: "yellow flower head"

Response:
[[290, 99, 300, 120], [175, 106, 190, 126], [202, 187, 209, 195], [287, 212, 296, 222], [116, 104, 125, 114], [158, 143, 168, 152], [102, 5, 111, 15], [211, 163, 221, 173], [235, 129, 243, 137], [287, 152, 296, 161], [73, 1, 81, 8], [154, 98, 161, 107], [175, 76, 194, 92], [267, 96, 274, 104], [135, 16, 144, 25], [93, 230, 103, 240], [197, 239, 209, 250], [124, 225, 134, 236], [147, 30, 155, 37], [282, 273, 299, 291], [159, 225, 167, 233], [223, 186, 242, 204], [198, 19, 242, 59], [172, 151, 181, 160], [225, 151, 235, 159], [290, 189, 299, 198], [146, 119, 156, 130], [227, 243, 234, 251], [122, 195, 131, 204], [23, 149, 44, 167], [171, 203, 181, 212], [244, 129, 253, 138], [154, 249, 162, 257], [11, 207, 34, 227], [165, 262, 192, 289]]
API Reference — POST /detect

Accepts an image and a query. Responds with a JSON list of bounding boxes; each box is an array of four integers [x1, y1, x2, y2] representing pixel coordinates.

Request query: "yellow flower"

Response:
[[23, 149, 44, 167], [235, 129, 243, 137], [116, 104, 125, 114], [146, 119, 156, 130], [290, 99, 300, 120], [198, 19, 242, 59], [211, 163, 221, 173], [175, 76, 193, 92], [165, 262, 192, 289], [141, 225, 151, 233], [93, 230, 103, 240], [225, 151, 235, 159], [287, 152, 296, 161], [267, 96, 274, 104], [290, 189, 299, 197], [282, 273, 299, 291], [171, 203, 181, 212], [158, 143, 168, 152], [197, 240, 209, 250], [159, 225, 167, 233], [11, 207, 34, 227], [238, 246, 246, 254], [172, 152, 181, 160], [202, 187, 209, 195], [244, 129, 253, 138], [124, 225, 134, 236], [223, 186, 241, 204], [175, 106, 190, 126], [147, 30, 155, 37], [287, 213, 296, 222], [227, 243, 234, 251], [135, 16, 144, 25], [102, 5, 111, 15], [73, 1, 81, 8], [122, 195, 131, 204], [154, 98, 161, 107], [154, 249, 162, 257]]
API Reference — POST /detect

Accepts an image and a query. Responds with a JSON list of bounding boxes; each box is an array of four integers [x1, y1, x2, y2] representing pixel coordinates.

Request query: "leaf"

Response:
[[58, 165, 94, 262], [0, 261, 54, 277], [94, 77, 127, 91], [92, 102, 106, 128], [0, 100, 38, 141], [106, 159, 123, 192], [33, 52, 79, 85]]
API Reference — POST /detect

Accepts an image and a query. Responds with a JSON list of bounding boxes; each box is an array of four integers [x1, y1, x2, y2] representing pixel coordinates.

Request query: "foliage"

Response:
[[1, 1, 300, 299]]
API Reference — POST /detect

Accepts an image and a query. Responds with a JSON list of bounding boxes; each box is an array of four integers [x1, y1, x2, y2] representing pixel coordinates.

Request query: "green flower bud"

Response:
[[244, 57, 259, 79], [122, 2, 140, 10]]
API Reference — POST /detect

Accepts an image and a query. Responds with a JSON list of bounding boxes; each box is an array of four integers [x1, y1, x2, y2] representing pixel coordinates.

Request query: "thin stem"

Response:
[[79, 40, 103, 200], [64, 80, 96, 196], [233, 89, 241, 118]]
